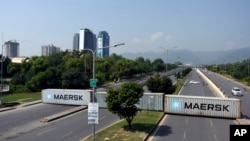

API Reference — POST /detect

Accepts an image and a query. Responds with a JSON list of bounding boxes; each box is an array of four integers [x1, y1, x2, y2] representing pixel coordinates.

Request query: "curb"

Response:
[[0, 107, 16, 112], [144, 113, 166, 141], [236, 118, 250, 125], [19, 100, 42, 107], [40, 106, 87, 123]]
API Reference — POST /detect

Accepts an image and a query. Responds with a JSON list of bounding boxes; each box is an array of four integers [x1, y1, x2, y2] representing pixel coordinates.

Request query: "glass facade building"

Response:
[[79, 28, 96, 51], [96, 31, 110, 58]]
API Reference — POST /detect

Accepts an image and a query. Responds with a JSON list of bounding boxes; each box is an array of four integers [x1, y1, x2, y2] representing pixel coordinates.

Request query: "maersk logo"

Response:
[[170, 99, 182, 111], [45, 93, 53, 100]]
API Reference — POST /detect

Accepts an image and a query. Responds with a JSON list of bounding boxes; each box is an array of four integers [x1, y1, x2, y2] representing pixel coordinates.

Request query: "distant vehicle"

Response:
[[231, 87, 243, 96], [189, 80, 200, 84]]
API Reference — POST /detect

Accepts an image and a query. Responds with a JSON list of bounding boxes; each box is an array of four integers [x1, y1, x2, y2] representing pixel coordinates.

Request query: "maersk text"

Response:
[[184, 102, 229, 112], [53, 94, 83, 101]]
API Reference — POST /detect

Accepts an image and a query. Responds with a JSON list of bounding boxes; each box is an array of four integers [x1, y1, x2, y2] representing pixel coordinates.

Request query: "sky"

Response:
[[1, 0, 250, 57]]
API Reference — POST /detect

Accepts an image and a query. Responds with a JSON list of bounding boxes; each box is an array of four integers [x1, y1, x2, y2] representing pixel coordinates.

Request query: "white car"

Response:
[[189, 80, 200, 84], [231, 87, 243, 96]]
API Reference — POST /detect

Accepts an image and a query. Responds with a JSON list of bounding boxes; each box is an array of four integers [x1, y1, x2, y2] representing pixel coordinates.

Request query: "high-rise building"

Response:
[[72, 33, 79, 51], [96, 31, 110, 58], [41, 44, 60, 56], [4, 41, 19, 58], [79, 28, 96, 51]]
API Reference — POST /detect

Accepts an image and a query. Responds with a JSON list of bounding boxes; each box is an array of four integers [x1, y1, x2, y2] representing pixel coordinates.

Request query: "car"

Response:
[[231, 87, 243, 96], [189, 80, 200, 84]]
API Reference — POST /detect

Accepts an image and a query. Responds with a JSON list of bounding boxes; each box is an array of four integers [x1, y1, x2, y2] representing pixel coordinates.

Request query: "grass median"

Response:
[[83, 110, 163, 141], [1, 92, 41, 107]]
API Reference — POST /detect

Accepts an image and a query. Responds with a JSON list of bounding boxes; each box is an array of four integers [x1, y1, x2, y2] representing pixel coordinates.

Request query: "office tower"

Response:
[[96, 31, 110, 58], [73, 33, 79, 51], [79, 28, 96, 51], [41, 44, 60, 56], [4, 40, 19, 57]]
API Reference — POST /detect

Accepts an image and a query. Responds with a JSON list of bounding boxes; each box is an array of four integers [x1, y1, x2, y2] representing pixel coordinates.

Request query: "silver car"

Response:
[[231, 87, 243, 96]]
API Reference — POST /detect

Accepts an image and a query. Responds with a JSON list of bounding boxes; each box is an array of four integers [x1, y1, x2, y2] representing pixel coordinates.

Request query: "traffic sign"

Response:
[[90, 79, 97, 87]]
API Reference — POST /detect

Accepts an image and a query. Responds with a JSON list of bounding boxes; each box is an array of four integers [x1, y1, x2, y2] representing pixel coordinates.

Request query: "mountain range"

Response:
[[121, 47, 250, 65]]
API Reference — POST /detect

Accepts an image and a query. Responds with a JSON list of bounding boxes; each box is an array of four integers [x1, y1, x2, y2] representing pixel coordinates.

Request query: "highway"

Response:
[[2, 108, 119, 141], [0, 104, 77, 138], [201, 70, 250, 119], [0, 81, 126, 141], [151, 69, 235, 141]]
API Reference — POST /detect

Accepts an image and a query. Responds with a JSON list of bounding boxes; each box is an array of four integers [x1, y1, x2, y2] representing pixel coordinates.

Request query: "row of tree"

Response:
[[205, 59, 250, 85], [106, 67, 192, 130], [1, 50, 180, 93]]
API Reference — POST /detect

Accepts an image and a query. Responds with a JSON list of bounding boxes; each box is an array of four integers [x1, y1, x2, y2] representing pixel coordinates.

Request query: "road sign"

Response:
[[88, 102, 99, 124], [90, 79, 97, 87]]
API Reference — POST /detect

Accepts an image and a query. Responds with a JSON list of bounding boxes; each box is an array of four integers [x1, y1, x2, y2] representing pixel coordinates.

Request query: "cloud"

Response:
[[132, 37, 143, 43], [150, 32, 164, 42], [132, 32, 174, 44], [224, 41, 235, 50]]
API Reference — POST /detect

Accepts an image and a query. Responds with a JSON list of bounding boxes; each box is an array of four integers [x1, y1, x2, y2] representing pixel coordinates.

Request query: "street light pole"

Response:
[[82, 43, 125, 141], [0, 33, 3, 105], [158, 46, 177, 75]]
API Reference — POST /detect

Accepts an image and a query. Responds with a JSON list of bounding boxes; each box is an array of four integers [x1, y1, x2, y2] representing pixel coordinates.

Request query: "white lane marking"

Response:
[[214, 134, 218, 141], [99, 116, 107, 120], [37, 128, 55, 136], [210, 119, 218, 141], [56, 132, 72, 141], [210, 119, 214, 128], [183, 130, 186, 140]]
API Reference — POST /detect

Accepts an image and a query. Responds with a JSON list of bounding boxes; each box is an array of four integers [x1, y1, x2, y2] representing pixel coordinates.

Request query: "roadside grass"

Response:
[[220, 74, 249, 86], [173, 76, 187, 95], [2, 92, 41, 103], [83, 110, 163, 141]]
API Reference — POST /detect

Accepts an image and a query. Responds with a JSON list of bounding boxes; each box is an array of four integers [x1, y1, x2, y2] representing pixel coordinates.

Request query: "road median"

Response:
[[40, 106, 87, 123]]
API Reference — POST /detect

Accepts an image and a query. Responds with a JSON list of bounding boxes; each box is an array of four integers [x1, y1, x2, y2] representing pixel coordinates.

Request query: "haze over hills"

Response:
[[121, 47, 250, 65]]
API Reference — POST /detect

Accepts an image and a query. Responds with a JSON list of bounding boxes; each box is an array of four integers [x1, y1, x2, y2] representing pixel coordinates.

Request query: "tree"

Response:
[[146, 73, 175, 94], [106, 82, 144, 130]]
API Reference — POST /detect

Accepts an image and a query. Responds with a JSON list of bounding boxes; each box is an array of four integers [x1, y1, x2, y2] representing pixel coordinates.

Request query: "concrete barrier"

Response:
[[196, 69, 225, 98]]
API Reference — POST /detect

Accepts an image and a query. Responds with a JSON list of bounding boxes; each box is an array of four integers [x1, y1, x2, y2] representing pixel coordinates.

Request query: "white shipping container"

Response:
[[42, 89, 91, 105], [164, 95, 241, 118]]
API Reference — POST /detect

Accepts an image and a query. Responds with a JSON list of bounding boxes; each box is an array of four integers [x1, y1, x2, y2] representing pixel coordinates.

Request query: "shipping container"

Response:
[[95, 92, 164, 111], [42, 89, 91, 105], [96, 92, 107, 108], [164, 95, 241, 118], [137, 93, 164, 111]]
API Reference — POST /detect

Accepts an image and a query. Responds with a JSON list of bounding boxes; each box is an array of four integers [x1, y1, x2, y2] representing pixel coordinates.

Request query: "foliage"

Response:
[[2, 51, 180, 92], [146, 73, 175, 94], [106, 82, 144, 130], [206, 58, 250, 85]]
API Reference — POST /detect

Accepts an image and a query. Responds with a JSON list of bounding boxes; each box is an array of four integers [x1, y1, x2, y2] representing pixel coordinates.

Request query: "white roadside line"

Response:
[[56, 132, 73, 141], [37, 128, 55, 136]]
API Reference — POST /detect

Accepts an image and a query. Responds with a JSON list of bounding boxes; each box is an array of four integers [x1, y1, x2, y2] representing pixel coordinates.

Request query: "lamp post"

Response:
[[82, 43, 125, 141], [158, 46, 177, 75], [0, 34, 3, 105]]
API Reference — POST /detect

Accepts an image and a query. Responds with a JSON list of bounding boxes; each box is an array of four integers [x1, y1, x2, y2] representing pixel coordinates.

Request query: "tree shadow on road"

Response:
[[153, 125, 173, 136]]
